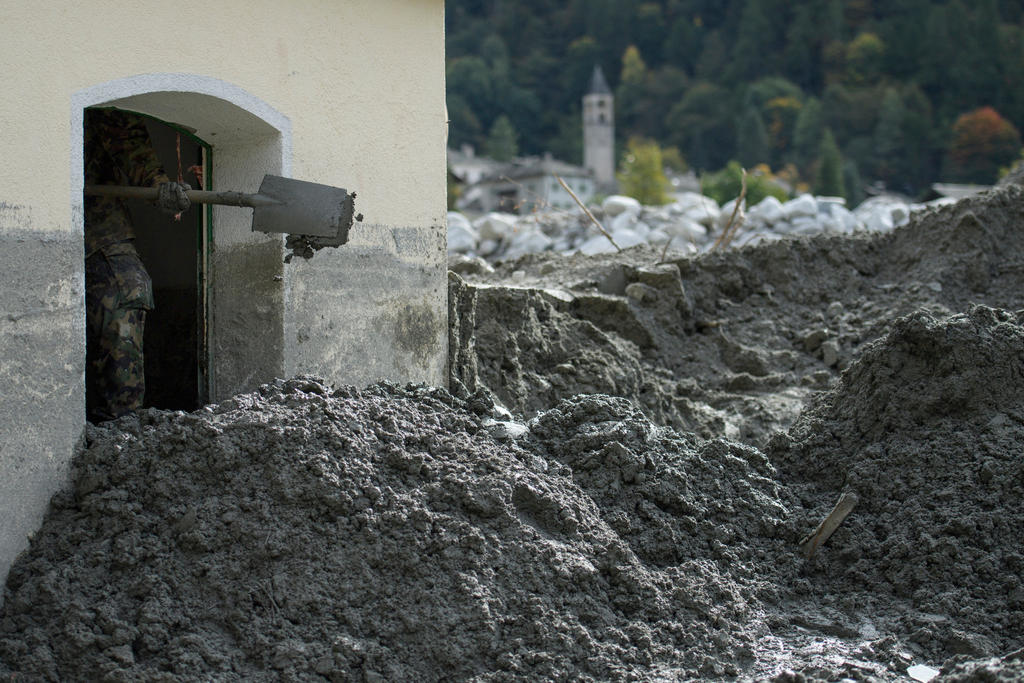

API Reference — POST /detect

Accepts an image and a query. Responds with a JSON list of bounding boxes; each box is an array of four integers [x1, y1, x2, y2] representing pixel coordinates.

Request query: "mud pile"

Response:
[[3, 187, 1024, 681], [0, 379, 797, 681], [770, 305, 1024, 663], [450, 185, 1024, 448]]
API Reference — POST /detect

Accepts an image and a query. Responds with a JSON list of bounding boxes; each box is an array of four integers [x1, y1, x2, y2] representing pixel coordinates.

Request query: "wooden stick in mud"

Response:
[[713, 168, 748, 251], [556, 175, 622, 253], [800, 492, 858, 559]]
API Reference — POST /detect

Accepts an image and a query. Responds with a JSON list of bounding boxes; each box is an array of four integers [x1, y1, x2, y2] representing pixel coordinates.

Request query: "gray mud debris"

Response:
[[450, 185, 1024, 449], [3, 187, 1024, 681], [0, 379, 795, 681]]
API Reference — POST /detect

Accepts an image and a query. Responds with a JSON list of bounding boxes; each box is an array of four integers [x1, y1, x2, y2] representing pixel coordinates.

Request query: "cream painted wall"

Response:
[[0, 0, 447, 231], [0, 0, 447, 593]]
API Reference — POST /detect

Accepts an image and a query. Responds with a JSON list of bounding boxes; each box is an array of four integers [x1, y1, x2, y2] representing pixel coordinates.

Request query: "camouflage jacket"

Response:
[[84, 108, 170, 257]]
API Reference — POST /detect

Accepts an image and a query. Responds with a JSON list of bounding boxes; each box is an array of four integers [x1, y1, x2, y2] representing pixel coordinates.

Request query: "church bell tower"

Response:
[[583, 65, 616, 192]]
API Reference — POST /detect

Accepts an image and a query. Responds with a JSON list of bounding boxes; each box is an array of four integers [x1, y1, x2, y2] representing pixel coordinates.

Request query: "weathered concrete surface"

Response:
[[286, 222, 448, 387], [0, 226, 84, 595], [210, 238, 286, 402]]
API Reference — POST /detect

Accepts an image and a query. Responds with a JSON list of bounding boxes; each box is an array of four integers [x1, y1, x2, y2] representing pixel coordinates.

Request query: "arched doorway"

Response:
[[73, 75, 293, 410]]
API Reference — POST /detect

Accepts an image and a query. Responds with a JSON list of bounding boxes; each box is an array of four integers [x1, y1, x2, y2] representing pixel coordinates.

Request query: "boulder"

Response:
[[577, 234, 620, 256], [831, 206, 861, 233], [789, 217, 822, 235], [610, 211, 639, 233], [503, 230, 553, 260], [854, 195, 914, 233], [474, 212, 518, 242], [663, 218, 708, 243], [782, 194, 818, 220], [610, 228, 648, 250], [644, 228, 671, 246], [748, 195, 785, 226], [447, 220, 478, 254], [602, 195, 642, 217]]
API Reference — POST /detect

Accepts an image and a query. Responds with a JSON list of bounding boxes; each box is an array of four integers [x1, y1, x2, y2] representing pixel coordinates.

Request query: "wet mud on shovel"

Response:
[[85, 174, 358, 262]]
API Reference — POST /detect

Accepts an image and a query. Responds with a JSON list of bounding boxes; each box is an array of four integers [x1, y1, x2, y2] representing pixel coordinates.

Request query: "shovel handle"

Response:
[[84, 184, 280, 208]]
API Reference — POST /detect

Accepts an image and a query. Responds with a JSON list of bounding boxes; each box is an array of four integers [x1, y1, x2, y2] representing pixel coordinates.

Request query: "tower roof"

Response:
[[588, 65, 611, 95]]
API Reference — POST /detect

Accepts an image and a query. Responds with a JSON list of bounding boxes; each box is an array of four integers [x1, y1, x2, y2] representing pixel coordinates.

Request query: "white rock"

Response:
[[663, 218, 707, 243], [831, 206, 861, 233], [447, 211, 473, 232], [771, 219, 795, 234], [907, 664, 940, 683], [748, 195, 785, 225], [632, 221, 652, 238], [684, 205, 721, 228], [854, 195, 913, 232], [610, 211, 639, 233], [447, 222, 478, 253], [610, 228, 647, 250], [783, 194, 818, 220], [789, 217, 822, 235], [478, 239, 500, 257], [577, 234, 620, 256], [473, 212, 518, 241], [602, 195, 642, 217], [503, 229, 553, 260], [815, 196, 846, 212], [673, 191, 706, 211], [820, 216, 842, 234], [644, 228, 671, 246], [863, 209, 895, 232]]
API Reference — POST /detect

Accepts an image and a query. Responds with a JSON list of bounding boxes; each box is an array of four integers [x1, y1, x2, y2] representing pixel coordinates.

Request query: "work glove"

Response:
[[156, 181, 192, 214]]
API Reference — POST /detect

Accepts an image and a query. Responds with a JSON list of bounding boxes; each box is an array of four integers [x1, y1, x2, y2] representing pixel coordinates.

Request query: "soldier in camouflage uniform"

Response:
[[84, 108, 191, 422]]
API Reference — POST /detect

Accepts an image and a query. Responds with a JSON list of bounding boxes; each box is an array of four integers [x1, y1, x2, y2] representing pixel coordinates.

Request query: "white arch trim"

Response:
[[70, 72, 292, 231]]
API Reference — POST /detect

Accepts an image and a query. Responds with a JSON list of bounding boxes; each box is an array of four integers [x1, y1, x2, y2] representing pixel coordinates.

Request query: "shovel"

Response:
[[85, 174, 357, 260]]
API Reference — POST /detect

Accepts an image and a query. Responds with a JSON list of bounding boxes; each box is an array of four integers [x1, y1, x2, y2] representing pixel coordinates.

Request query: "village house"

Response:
[[457, 154, 597, 214], [0, 0, 447, 587]]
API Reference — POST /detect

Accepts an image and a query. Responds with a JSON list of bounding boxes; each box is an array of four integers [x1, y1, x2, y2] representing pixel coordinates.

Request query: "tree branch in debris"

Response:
[[712, 168, 748, 251], [556, 175, 621, 253], [800, 491, 858, 559]]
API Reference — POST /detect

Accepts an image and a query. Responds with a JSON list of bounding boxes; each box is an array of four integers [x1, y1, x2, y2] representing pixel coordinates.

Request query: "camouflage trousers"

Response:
[[85, 241, 154, 422]]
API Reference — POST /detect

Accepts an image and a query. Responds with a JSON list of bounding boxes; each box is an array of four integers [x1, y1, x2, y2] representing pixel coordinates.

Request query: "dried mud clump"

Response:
[[0, 378, 792, 681], [770, 305, 1024, 663]]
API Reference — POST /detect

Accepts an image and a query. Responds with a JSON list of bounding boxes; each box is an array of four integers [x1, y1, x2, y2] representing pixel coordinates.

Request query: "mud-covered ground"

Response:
[[2, 186, 1024, 681]]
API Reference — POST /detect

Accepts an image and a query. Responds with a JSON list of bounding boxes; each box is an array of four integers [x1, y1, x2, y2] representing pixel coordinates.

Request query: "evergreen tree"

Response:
[[446, 93, 483, 150], [873, 88, 906, 188], [843, 160, 864, 207], [737, 106, 770, 168], [729, 0, 774, 83], [617, 46, 649, 136], [666, 81, 734, 171], [900, 85, 937, 193], [792, 97, 824, 170], [663, 14, 701, 73], [782, 5, 819, 90], [695, 30, 728, 81], [814, 129, 846, 197], [484, 115, 519, 161]]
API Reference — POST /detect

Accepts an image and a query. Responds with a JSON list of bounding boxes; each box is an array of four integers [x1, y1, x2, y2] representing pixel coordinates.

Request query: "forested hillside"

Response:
[[446, 0, 1024, 199]]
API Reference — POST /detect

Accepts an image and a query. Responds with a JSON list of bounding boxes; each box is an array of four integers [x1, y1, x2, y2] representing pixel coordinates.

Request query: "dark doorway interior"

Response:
[[133, 118, 207, 411], [84, 109, 208, 414]]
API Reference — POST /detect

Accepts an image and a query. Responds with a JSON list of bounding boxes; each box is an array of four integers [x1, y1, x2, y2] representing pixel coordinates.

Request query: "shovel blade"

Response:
[[251, 175, 355, 242]]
